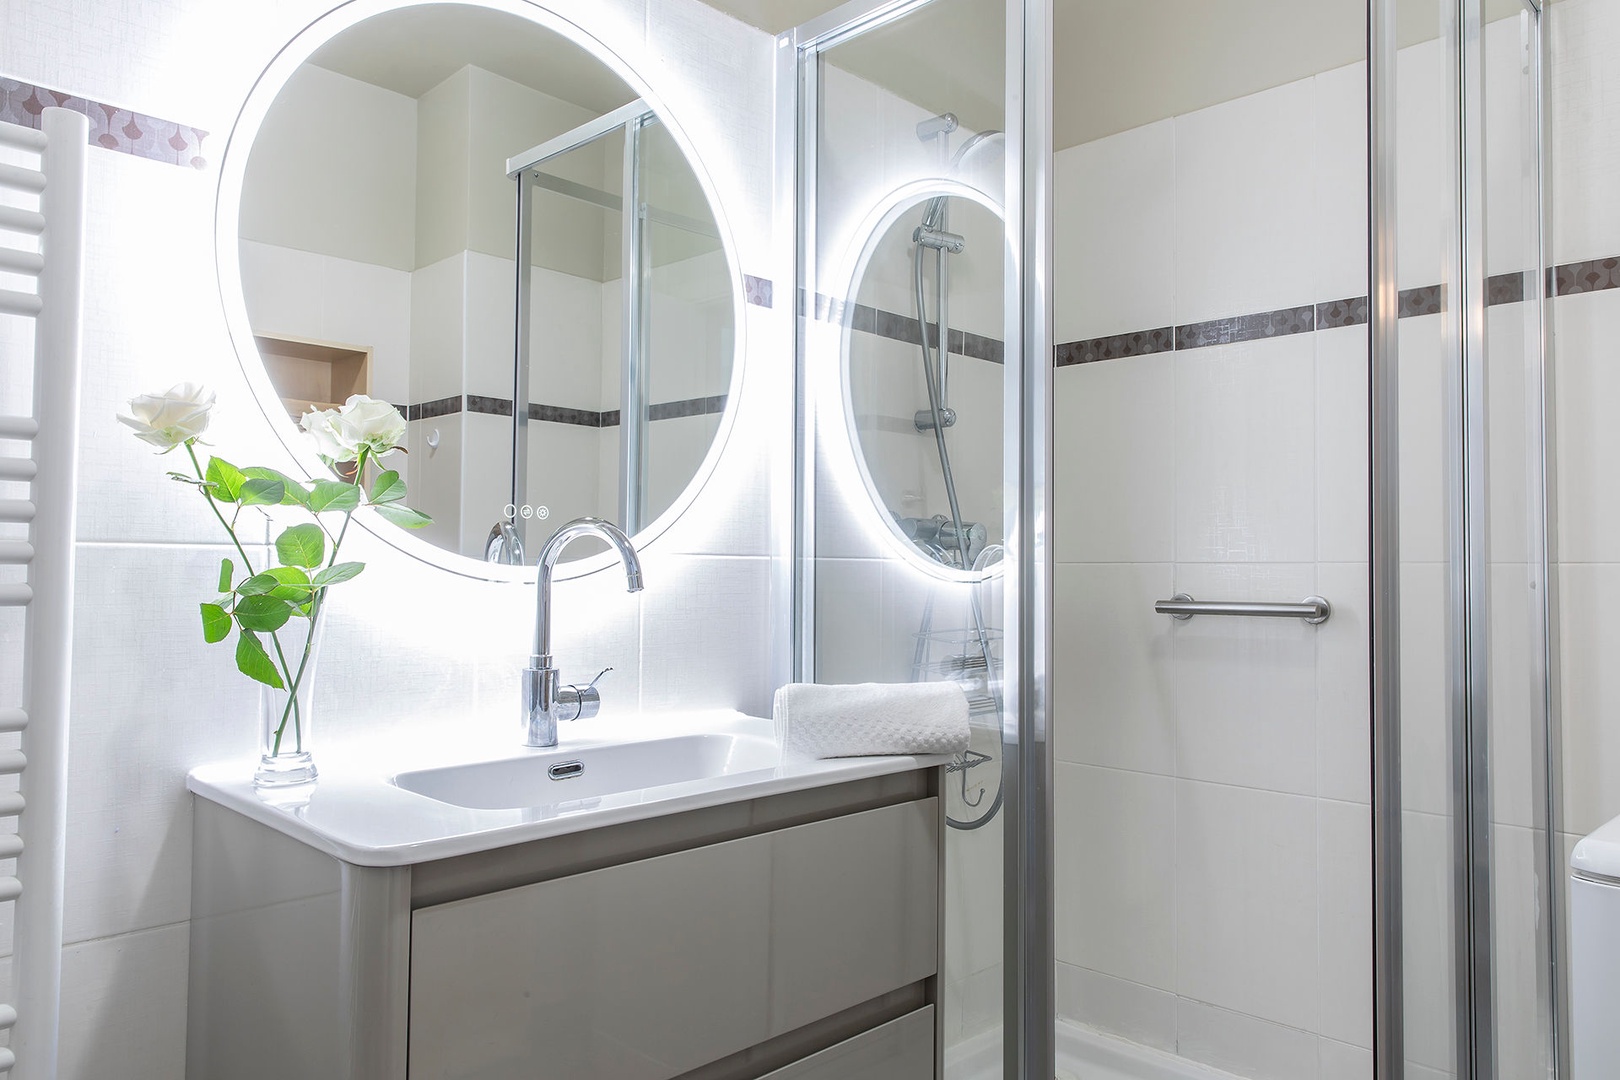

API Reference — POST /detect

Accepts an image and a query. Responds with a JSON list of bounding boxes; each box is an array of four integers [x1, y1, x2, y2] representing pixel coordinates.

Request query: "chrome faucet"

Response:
[[522, 517, 644, 748]]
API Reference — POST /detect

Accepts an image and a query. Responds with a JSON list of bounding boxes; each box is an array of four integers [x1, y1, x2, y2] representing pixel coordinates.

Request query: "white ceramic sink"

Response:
[[189, 711, 951, 866], [391, 732, 782, 811]]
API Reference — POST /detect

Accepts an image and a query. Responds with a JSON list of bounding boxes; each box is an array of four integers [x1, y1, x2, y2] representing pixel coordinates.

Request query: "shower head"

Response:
[[916, 129, 1005, 239], [950, 128, 1004, 169]]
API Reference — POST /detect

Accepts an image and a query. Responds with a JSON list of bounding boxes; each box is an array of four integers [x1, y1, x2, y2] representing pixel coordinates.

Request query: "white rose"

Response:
[[334, 395, 407, 459], [117, 383, 215, 451], [299, 407, 349, 461]]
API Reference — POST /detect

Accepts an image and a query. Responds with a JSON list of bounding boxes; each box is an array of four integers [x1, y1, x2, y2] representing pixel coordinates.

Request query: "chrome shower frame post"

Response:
[[620, 113, 650, 535], [512, 173, 535, 549], [1003, 0, 1054, 1075], [1369, 0, 1405, 1074]]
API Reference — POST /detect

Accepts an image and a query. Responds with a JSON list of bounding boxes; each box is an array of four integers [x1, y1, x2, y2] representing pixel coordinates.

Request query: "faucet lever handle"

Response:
[[586, 667, 612, 690]]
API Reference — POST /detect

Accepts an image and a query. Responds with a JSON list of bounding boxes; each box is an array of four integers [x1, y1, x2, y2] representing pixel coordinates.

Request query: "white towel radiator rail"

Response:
[[0, 106, 88, 1080]]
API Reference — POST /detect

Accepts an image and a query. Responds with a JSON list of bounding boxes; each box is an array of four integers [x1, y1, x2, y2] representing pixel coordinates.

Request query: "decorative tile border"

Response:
[[0, 76, 208, 168], [1553, 258, 1620, 296], [744, 274, 774, 308], [1176, 305, 1316, 350], [1055, 328, 1173, 367], [1056, 254, 1620, 369], [403, 394, 727, 428]]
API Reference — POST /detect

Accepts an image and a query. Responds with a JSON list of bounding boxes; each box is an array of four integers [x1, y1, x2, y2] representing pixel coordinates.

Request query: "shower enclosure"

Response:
[[788, 0, 1560, 1077]]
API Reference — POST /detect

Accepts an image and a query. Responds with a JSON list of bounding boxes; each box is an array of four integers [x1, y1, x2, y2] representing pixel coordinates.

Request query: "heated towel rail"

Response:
[[0, 106, 88, 1079]]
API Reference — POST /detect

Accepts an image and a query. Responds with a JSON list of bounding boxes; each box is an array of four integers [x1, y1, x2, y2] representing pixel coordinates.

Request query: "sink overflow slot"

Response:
[[548, 761, 585, 781]]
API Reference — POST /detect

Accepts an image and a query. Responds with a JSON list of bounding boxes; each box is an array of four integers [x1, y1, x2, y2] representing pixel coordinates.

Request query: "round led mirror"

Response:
[[218, 0, 742, 576]]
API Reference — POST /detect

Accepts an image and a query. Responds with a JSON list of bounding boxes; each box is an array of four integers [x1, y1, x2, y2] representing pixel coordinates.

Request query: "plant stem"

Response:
[[188, 442, 305, 749], [271, 474, 360, 755]]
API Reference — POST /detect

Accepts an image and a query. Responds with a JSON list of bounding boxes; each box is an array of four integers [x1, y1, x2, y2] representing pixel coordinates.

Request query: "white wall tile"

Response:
[[1316, 562, 1371, 805], [1553, 289, 1620, 563], [1176, 780, 1319, 1032], [1054, 763, 1176, 990], [59, 923, 190, 1080], [1055, 354, 1176, 564], [1401, 810, 1459, 1075], [1317, 798, 1373, 1049], [1175, 997, 1321, 1080], [1399, 561, 1451, 819], [1557, 562, 1620, 836], [1319, 1037, 1373, 1080], [638, 554, 773, 717], [1052, 563, 1175, 775], [1168, 563, 1319, 795], [1173, 80, 1318, 324], [1314, 62, 1369, 305], [1316, 325, 1370, 566], [1549, 0, 1620, 263], [1054, 962, 1176, 1054], [64, 543, 269, 944], [1173, 335, 1317, 564], [1053, 120, 1175, 343]]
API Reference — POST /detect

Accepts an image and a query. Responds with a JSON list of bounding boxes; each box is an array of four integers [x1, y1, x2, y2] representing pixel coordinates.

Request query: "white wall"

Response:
[[239, 62, 418, 272], [1052, 56, 1374, 1079], [0, 1, 781, 1077]]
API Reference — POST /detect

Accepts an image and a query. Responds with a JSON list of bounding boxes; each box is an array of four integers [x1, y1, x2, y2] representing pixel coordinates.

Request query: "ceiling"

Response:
[[701, 0, 1540, 149], [307, 4, 637, 113]]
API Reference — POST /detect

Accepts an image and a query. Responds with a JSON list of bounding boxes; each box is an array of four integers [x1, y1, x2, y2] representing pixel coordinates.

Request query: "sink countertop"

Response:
[[187, 710, 951, 867]]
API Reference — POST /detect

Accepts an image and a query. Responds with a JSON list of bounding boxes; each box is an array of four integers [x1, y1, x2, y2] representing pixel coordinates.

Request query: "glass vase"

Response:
[[254, 606, 326, 788]]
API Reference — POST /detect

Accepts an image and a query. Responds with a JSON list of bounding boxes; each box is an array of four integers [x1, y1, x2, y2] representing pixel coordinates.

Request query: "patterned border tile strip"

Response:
[[1553, 257, 1620, 296], [408, 395, 462, 421], [1055, 328, 1174, 367], [648, 394, 728, 421], [466, 394, 512, 417], [1316, 296, 1369, 329], [0, 76, 208, 168], [528, 403, 604, 427], [743, 275, 774, 308], [812, 292, 1007, 362], [1176, 305, 1316, 350], [405, 395, 728, 427]]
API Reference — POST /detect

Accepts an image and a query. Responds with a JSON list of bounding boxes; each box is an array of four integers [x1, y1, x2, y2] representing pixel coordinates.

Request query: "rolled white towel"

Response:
[[773, 681, 970, 759]]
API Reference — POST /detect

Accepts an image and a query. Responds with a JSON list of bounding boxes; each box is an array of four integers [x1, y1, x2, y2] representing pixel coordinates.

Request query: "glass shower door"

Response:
[[1048, 1, 1374, 1076], [791, 0, 1032, 1073]]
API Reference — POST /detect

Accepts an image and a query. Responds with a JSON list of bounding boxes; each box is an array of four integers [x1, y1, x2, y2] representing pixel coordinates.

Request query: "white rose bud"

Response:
[[334, 395, 407, 459], [299, 407, 349, 461], [117, 383, 216, 451]]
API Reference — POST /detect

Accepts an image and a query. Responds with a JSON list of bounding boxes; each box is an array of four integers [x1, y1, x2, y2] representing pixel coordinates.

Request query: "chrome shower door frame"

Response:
[[783, 0, 1053, 1075]]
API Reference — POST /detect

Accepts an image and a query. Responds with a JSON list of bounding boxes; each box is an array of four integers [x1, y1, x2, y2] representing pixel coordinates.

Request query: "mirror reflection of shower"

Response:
[[840, 120, 1007, 827]]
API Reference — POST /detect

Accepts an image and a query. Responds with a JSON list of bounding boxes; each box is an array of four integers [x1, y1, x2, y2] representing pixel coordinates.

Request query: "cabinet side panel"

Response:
[[187, 798, 345, 1080]]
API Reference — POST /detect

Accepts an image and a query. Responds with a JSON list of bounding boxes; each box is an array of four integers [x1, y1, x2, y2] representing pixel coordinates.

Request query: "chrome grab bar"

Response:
[[1155, 593, 1331, 625]]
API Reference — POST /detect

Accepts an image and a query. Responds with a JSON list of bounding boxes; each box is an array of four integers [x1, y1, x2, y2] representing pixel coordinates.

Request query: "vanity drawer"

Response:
[[758, 1006, 935, 1080], [406, 798, 939, 1080]]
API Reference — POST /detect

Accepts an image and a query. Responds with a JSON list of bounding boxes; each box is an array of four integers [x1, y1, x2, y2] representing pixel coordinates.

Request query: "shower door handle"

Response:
[[1154, 593, 1331, 625]]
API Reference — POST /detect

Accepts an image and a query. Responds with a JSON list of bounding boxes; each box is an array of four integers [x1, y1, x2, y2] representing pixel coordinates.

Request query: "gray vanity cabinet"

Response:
[[188, 769, 944, 1080]]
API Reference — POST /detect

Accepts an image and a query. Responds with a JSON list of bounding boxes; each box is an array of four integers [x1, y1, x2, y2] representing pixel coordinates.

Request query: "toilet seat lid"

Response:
[[1573, 814, 1620, 883]]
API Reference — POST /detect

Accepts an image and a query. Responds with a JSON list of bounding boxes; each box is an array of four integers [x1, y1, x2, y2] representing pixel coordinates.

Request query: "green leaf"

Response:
[[200, 602, 231, 644], [238, 566, 312, 602], [368, 470, 406, 505], [312, 561, 365, 587], [235, 630, 284, 689], [204, 457, 246, 502], [242, 467, 311, 507], [237, 477, 286, 507], [234, 594, 295, 633], [217, 557, 233, 594], [308, 479, 362, 513], [375, 503, 432, 529], [275, 523, 325, 568]]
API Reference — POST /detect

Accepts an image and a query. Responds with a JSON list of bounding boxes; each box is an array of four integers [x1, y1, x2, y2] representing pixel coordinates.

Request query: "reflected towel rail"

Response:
[[1155, 593, 1331, 625]]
